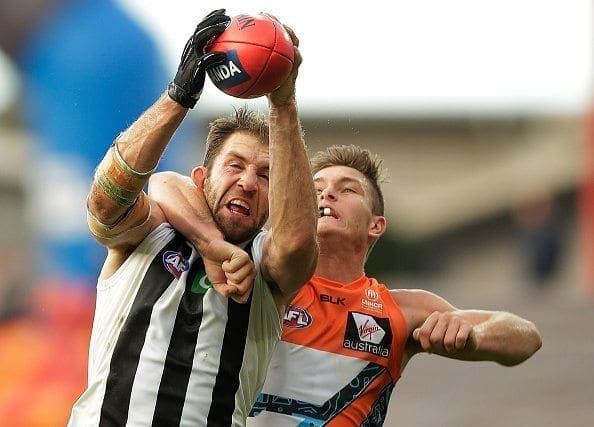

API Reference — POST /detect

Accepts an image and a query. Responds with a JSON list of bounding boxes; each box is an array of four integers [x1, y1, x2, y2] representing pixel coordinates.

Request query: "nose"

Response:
[[239, 167, 258, 192], [319, 186, 336, 201]]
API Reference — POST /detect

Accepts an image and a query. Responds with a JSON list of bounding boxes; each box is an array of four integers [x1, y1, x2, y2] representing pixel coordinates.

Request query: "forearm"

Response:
[[473, 311, 542, 366], [148, 172, 223, 253], [266, 102, 318, 291], [88, 92, 187, 225]]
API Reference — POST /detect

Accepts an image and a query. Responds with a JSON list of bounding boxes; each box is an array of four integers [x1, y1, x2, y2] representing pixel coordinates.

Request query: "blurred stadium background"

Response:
[[0, 0, 592, 426]]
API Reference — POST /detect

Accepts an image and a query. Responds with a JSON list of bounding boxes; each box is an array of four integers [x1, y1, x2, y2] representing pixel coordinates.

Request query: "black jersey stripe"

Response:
[[152, 253, 206, 425], [206, 293, 253, 426], [99, 232, 188, 427], [206, 240, 255, 427]]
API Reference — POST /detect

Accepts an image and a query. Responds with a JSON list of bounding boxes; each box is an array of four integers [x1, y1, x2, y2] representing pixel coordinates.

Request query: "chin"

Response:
[[221, 222, 260, 244]]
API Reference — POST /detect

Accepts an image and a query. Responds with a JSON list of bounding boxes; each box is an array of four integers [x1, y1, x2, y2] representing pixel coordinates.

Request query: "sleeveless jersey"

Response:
[[68, 223, 281, 427], [248, 275, 408, 426]]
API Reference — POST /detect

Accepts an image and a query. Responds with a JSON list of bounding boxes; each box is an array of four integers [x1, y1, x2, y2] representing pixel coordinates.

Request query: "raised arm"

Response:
[[86, 10, 229, 258], [394, 289, 542, 367], [261, 24, 319, 304], [87, 94, 185, 250]]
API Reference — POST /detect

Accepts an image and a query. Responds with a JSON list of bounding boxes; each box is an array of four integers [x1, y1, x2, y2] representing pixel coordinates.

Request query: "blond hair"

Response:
[[310, 144, 386, 215]]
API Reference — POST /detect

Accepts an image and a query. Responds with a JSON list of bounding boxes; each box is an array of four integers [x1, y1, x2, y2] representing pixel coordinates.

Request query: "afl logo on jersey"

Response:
[[283, 305, 313, 329], [163, 250, 189, 279]]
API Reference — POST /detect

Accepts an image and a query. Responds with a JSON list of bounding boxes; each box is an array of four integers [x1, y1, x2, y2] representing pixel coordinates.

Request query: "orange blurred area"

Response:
[[0, 282, 94, 427]]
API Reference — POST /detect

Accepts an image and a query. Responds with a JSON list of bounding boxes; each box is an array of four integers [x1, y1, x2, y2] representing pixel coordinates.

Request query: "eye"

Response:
[[343, 187, 355, 193], [315, 187, 323, 194], [258, 173, 269, 182]]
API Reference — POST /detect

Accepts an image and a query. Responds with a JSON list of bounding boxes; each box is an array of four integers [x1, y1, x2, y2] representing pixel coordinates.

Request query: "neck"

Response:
[[315, 237, 367, 284]]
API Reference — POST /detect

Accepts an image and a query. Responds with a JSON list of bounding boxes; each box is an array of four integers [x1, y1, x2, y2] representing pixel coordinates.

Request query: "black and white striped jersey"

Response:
[[69, 223, 281, 427]]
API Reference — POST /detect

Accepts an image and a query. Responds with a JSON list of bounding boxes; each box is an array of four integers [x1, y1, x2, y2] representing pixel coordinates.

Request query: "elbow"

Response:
[[523, 323, 543, 360], [87, 187, 116, 225], [500, 322, 543, 367]]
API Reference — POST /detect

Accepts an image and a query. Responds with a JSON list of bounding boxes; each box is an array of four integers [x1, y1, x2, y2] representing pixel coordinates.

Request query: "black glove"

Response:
[[168, 9, 230, 108]]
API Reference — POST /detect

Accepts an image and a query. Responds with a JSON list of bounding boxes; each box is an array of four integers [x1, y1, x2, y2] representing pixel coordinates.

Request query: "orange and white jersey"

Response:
[[248, 275, 408, 426]]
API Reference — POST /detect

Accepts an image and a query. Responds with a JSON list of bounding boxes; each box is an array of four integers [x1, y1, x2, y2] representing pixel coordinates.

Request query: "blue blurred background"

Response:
[[0, 1, 592, 425]]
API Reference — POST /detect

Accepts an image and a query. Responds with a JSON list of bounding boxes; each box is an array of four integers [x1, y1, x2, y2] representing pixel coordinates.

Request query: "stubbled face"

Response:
[[314, 165, 375, 243], [203, 131, 270, 243]]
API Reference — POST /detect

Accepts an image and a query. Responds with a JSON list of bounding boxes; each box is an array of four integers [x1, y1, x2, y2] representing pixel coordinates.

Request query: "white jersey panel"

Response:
[[69, 224, 281, 427], [260, 341, 368, 405]]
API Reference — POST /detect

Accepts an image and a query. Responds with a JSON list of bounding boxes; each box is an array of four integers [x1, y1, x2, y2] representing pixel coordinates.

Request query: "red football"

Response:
[[207, 14, 295, 99]]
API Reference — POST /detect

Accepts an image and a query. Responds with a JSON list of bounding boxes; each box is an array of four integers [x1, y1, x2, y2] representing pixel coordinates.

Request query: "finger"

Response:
[[205, 9, 226, 19], [212, 283, 237, 298], [223, 261, 255, 283], [455, 323, 474, 351], [416, 312, 439, 352], [223, 280, 252, 304], [222, 254, 251, 273], [283, 25, 299, 47], [429, 314, 450, 353], [201, 52, 227, 67], [442, 317, 461, 353]]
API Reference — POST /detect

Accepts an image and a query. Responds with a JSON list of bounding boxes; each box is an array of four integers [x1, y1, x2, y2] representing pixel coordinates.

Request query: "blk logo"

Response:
[[320, 294, 346, 306]]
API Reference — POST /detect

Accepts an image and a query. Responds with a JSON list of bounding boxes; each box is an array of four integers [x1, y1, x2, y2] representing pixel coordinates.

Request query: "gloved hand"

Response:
[[168, 9, 230, 108]]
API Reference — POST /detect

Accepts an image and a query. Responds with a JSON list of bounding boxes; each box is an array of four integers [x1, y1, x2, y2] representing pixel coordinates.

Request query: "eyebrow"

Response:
[[224, 151, 269, 172], [314, 176, 364, 188]]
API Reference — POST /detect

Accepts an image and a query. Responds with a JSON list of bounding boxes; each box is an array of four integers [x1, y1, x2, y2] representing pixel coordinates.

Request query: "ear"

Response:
[[369, 215, 387, 240], [191, 166, 208, 190]]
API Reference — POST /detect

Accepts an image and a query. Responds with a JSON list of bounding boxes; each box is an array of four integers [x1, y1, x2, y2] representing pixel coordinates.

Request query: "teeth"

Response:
[[324, 208, 331, 216], [230, 199, 249, 210]]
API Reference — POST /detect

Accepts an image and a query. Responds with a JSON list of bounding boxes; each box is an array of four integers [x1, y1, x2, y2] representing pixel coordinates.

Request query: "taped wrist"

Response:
[[94, 143, 155, 207]]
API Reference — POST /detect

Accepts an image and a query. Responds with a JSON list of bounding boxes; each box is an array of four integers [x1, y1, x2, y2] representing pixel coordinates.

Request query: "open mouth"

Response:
[[228, 199, 251, 217], [319, 207, 337, 218]]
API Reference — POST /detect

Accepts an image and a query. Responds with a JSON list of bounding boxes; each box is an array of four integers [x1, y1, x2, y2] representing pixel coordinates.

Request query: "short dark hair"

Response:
[[310, 144, 386, 215], [203, 107, 269, 168]]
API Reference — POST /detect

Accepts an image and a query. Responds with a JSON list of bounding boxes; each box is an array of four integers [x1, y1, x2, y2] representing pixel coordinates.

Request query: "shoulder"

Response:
[[389, 288, 457, 329], [389, 288, 437, 306]]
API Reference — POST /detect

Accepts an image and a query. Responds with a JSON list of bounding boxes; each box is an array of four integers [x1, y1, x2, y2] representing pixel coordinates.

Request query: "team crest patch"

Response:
[[163, 250, 189, 279], [361, 288, 384, 313], [343, 312, 392, 358], [191, 274, 213, 294], [283, 304, 313, 328]]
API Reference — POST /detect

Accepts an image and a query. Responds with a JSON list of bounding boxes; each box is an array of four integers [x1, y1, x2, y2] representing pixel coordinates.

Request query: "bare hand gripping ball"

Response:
[[207, 14, 294, 99]]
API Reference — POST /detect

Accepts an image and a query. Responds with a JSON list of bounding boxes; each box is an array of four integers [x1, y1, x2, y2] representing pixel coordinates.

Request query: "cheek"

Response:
[[258, 182, 269, 206]]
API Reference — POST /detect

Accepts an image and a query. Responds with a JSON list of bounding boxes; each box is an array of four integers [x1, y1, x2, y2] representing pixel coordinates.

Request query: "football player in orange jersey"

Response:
[[150, 144, 542, 426]]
